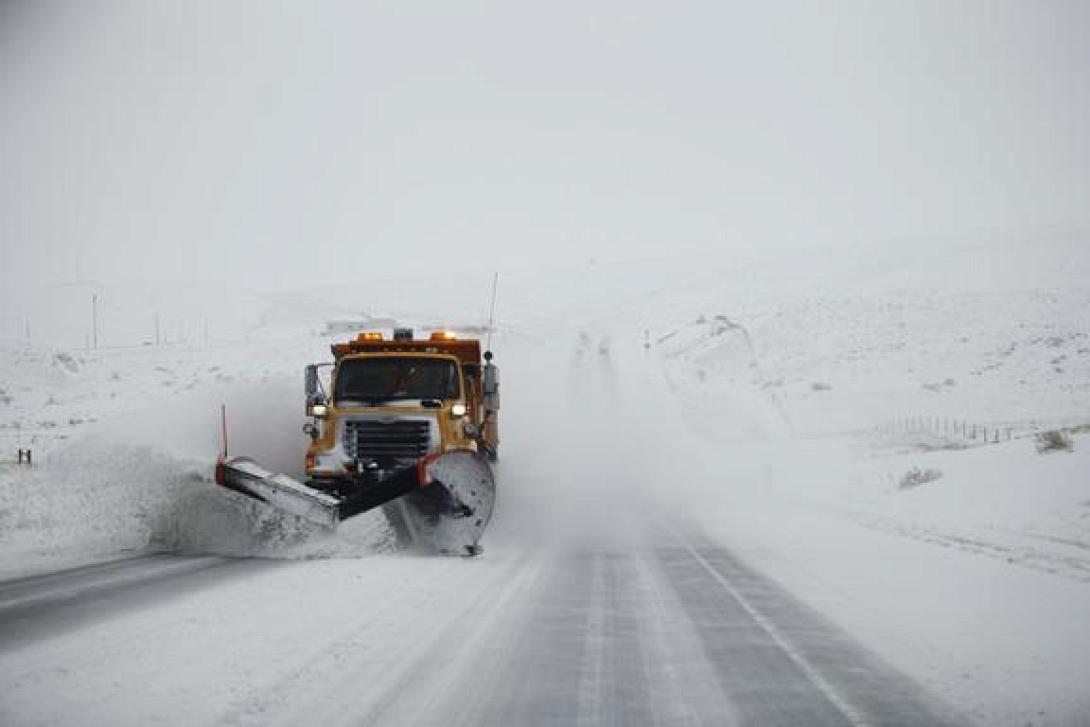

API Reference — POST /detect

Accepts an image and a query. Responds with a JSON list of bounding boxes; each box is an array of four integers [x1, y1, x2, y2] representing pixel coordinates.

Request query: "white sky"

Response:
[[1, 0, 1088, 302]]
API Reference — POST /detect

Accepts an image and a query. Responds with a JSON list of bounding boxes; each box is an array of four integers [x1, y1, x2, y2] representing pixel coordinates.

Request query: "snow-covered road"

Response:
[[0, 517, 966, 726]]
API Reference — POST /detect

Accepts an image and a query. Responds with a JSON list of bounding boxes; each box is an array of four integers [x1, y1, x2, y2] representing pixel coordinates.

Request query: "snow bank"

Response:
[[0, 337, 397, 578]]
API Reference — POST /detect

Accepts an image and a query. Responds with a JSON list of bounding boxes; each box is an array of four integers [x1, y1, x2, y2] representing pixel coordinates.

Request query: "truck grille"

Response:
[[343, 419, 432, 461]]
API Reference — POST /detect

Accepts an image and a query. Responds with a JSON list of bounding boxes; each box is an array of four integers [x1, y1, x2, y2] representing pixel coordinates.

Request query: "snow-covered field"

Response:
[[1, 234, 1088, 725]]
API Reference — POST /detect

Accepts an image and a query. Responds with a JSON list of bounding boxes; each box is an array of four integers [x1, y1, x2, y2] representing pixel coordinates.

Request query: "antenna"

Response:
[[486, 272, 499, 352], [220, 403, 228, 458]]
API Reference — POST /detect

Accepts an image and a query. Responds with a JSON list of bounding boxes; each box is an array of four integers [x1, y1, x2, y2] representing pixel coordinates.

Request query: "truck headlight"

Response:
[[450, 403, 467, 417], [308, 403, 328, 418]]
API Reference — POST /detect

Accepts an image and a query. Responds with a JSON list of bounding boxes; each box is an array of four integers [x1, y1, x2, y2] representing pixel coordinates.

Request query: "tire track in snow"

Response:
[[217, 550, 539, 727], [576, 552, 658, 727], [627, 542, 741, 725], [354, 552, 544, 727], [366, 550, 593, 726]]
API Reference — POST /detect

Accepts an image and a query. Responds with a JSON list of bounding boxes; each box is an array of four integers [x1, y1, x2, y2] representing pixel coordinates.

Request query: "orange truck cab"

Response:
[[303, 329, 499, 494]]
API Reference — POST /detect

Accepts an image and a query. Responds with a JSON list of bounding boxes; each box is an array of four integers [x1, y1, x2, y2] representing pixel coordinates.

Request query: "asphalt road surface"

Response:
[[0, 522, 966, 726]]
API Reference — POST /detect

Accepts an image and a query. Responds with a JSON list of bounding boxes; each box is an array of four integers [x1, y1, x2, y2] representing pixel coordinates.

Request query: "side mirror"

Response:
[[305, 364, 323, 403], [483, 362, 500, 411], [305, 363, 330, 417]]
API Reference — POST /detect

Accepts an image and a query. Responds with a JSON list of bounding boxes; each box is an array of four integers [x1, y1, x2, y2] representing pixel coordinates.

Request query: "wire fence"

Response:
[[874, 415, 1088, 446]]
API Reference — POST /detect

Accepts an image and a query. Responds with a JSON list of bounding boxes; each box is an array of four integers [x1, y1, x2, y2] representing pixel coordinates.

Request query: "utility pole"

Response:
[[91, 292, 99, 349]]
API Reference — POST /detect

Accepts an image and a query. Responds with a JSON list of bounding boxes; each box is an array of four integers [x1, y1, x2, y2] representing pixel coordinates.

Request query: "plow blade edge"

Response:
[[215, 457, 341, 528]]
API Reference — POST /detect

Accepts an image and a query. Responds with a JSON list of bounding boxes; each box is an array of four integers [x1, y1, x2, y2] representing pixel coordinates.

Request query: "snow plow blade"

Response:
[[214, 457, 342, 528], [214, 451, 495, 552], [408, 450, 496, 554]]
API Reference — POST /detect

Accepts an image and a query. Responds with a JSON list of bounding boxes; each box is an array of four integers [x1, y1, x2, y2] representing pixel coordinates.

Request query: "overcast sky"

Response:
[[1, 0, 1088, 300]]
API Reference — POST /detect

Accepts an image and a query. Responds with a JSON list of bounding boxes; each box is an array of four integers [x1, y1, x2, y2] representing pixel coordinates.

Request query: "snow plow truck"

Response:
[[215, 328, 499, 554]]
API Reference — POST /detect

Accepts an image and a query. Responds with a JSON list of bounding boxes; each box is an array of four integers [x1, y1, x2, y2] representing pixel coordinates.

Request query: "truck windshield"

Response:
[[334, 357, 460, 404]]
